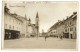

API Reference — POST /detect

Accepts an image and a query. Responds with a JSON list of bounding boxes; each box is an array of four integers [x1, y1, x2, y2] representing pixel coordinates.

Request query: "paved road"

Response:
[[4, 37, 76, 49]]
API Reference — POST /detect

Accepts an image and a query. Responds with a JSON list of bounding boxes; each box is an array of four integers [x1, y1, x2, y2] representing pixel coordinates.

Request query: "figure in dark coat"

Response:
[[45, 36, 47, 41]]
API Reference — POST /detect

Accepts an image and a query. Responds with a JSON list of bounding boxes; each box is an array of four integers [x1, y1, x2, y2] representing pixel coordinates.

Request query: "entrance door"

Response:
[[64, 33, 69, 38], [5, 32, 9, 39], [71, 34, 72, 39]]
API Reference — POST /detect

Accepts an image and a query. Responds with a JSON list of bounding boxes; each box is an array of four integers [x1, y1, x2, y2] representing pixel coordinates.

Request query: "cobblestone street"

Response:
[[4, 37, 76, 50]]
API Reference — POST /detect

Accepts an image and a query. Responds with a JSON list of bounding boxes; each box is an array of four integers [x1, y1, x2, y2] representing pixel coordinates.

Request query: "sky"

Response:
[[4, 1, 78, 33]]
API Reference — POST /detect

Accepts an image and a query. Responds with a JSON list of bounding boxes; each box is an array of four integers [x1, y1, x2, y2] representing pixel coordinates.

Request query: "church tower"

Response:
[[36, 12, 39, 37]]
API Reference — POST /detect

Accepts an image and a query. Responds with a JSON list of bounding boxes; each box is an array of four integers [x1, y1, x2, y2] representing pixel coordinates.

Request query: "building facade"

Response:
[[4, 4, 40, 39], [72, 12, 77, 39], [27, 18, 33, 37], [26, 12, 39, 37], [20, 15, 28, 38], [47, 22, 59, 37], [4, 4, 23, 39], [31, 24, 37, 37], [56, 20, 64, 38], [64, 12, 77, 39], [48, 12, 77, 39]]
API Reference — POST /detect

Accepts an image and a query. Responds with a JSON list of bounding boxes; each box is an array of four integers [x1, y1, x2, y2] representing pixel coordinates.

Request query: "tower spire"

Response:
[[35, 12, 39, 38]]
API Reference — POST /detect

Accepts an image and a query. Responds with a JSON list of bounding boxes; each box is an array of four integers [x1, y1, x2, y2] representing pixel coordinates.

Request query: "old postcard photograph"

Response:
[[2, 0, 78, 51]]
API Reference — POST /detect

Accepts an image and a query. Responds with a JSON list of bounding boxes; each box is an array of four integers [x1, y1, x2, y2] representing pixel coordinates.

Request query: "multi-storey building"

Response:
[[20, 15, 28, 38], [4, 4, 30, 39], [73, 12, 77, 39], [48, 12, 77, 39], [64, 12, 77, 39], [56, 20, 65, 38], [4, 4, 23, 39], [31, 24, 37, 37], [27, 18, 33, 37], [47, 21, 59, 37]]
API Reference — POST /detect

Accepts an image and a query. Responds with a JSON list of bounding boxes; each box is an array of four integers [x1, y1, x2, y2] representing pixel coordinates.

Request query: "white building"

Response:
[[4, 4, 23, 39], [4, 4, 29, 39], [4, 4, 40, 39], [19, 15, 28, 38]]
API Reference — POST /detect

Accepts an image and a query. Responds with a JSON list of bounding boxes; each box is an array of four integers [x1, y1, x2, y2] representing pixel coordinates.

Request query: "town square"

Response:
[[2, 1, 77, 50], [4, 37, 76, 49]]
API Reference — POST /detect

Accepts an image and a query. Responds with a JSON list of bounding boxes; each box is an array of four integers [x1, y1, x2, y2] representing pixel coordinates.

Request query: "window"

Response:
[[67, 23, 69, 26], [16, 27, 17, 30], [65, 24, 67, 27], [70, 22, 71, 25], [9, 25, 11, 29], [13, 26, 14, 29], [72, 28, 73, 31], [68, 28, 69, 31], [6, 32, 8, 34], [10, 17, 11, 21], [19, 22, 20, 25], [68, 22, 69, 26], [9, 32, 11, 34], [17, 27, 18, 30], [70, 28, 73, 31], [13, 19, 14, 22], [65, 29, 67, 32], [70, 28, 71, 31], [75, 27, 76, 31], [5, 24, 7, 29], [19, 28, 20, 30], [16, 20, 18, 24]]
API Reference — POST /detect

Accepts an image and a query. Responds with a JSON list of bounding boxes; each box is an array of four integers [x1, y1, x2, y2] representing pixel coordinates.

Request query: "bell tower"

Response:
[[36, 12, 39, 37]]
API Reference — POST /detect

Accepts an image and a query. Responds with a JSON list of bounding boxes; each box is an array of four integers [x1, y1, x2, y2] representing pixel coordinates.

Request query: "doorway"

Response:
[[71, 34, 72, 39]]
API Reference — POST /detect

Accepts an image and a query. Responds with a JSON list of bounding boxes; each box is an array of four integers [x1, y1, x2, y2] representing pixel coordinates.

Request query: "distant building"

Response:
[[56, 20, 64, 38], [47, 21, 59, 37], [31, 24, 37, 37], [27, 18, 33, 37], [41, 29, 45, 37], [27, 12, 40, 37], [20, 14, 28, 38]]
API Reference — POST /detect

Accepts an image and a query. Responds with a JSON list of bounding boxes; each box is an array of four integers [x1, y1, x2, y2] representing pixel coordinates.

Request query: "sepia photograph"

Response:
[[2, 0, 78, 51]]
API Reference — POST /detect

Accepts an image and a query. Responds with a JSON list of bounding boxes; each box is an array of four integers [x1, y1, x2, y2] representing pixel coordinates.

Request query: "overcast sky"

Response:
[[5, 1, 78, 33]]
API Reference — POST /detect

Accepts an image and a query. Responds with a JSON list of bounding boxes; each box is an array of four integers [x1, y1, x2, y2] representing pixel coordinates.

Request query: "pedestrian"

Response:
[[60, 36, 62, 40], [45, 36, 47, 41], [57, 36, 58, 38]]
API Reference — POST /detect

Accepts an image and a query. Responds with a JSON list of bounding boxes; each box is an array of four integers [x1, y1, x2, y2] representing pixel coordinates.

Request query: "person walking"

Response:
[[45, 36, 47, 41], [60, 36, 63, 40]]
